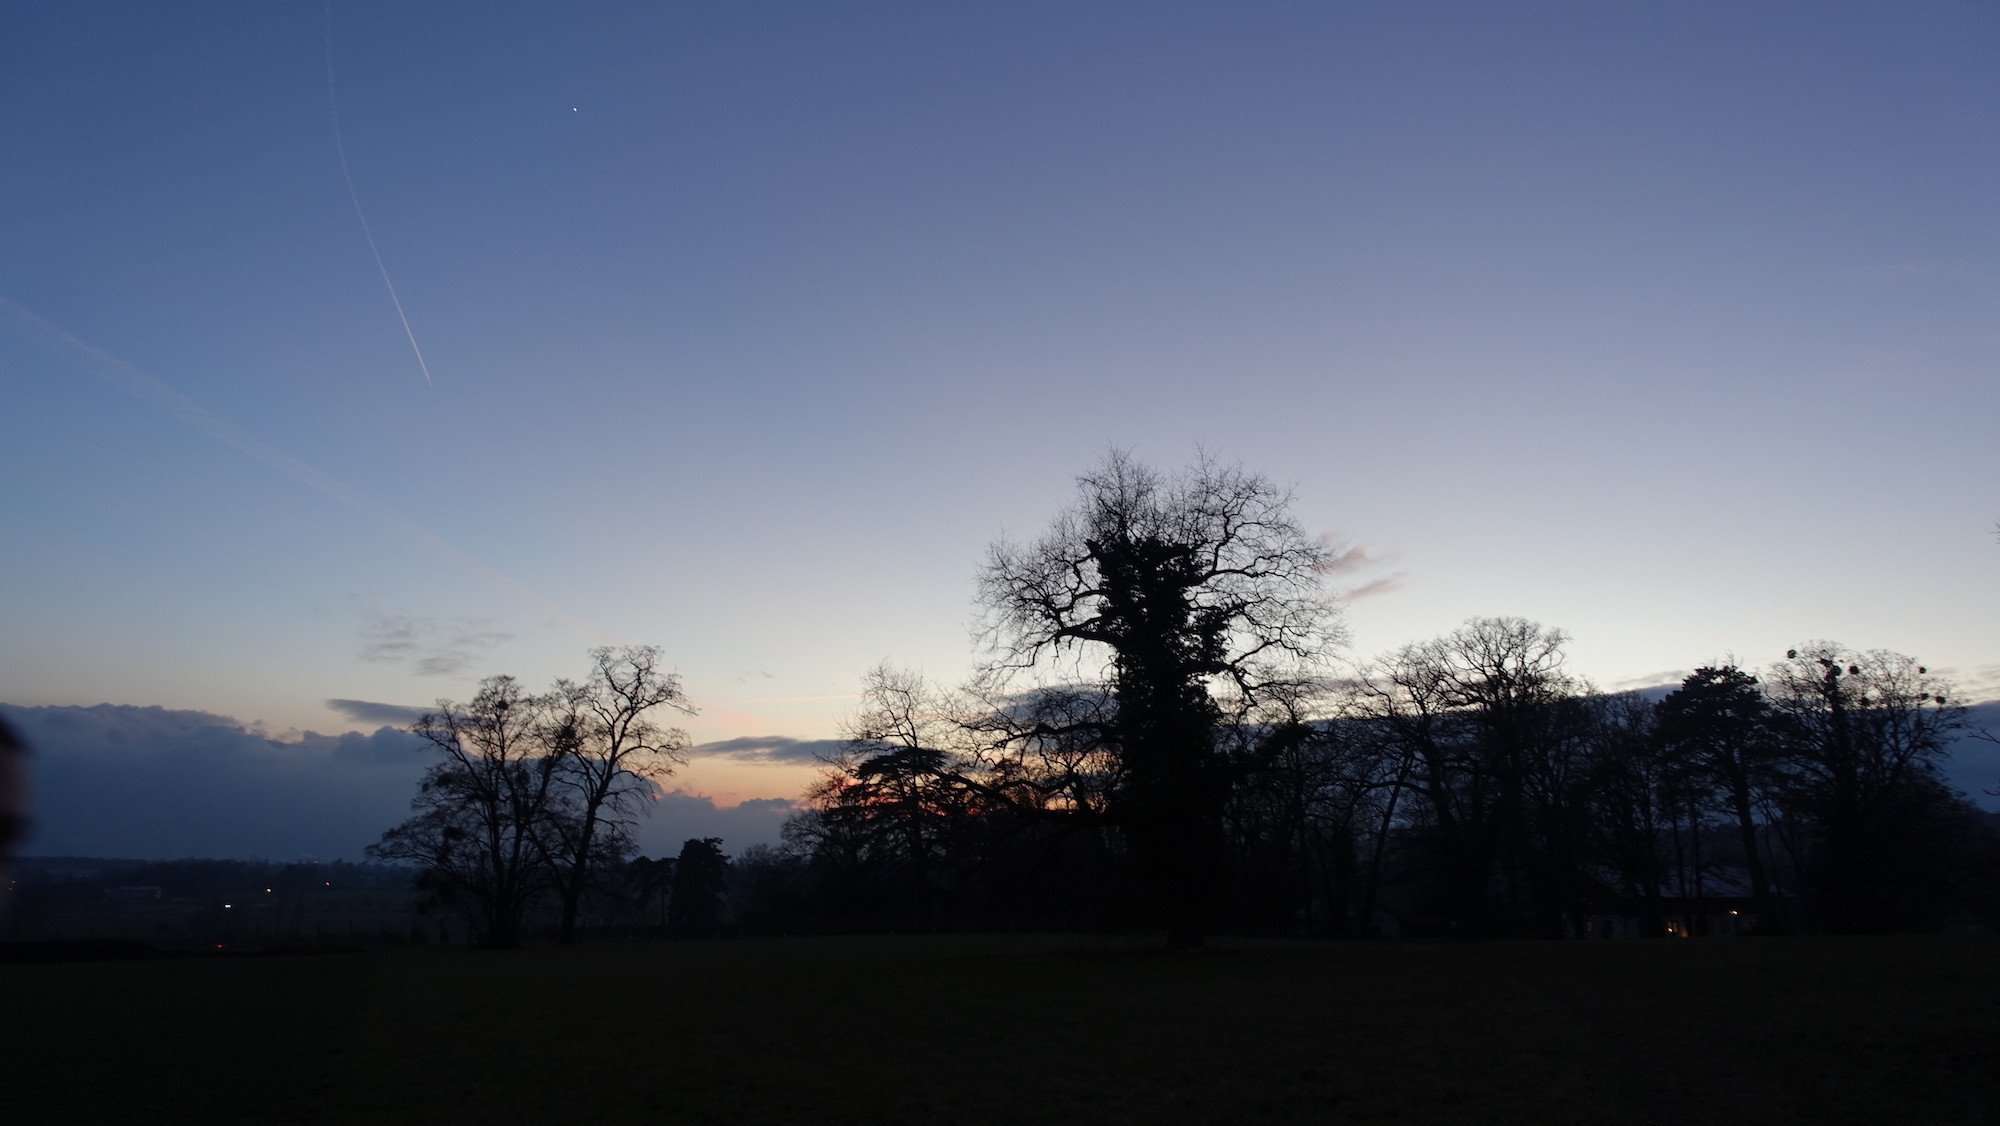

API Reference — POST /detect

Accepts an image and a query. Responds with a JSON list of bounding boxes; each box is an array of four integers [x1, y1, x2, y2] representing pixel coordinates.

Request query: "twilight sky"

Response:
[[5, 2, 1999, 850]]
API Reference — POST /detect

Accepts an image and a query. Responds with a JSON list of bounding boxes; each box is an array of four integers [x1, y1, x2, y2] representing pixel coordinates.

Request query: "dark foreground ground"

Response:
[[2, 934, 1995, 1125]]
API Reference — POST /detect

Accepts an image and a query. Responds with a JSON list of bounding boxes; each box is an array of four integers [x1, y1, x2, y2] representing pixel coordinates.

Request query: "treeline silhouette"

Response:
[[742, 630, 1999, 939], [379, 453, 1998, 945], [741, 453, 1997, 940]]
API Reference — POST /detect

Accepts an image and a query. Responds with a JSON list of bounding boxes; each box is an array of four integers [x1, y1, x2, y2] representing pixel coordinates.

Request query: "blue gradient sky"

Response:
[[5, 2, 1998, 811]]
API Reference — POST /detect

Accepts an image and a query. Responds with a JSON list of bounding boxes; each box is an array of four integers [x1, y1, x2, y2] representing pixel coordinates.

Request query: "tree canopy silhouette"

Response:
[[669, 837, 730, 933], [975, 450, 1343, 946], [369, 649, 692, 946], [369, 675, 561, 948], [542, 646, 693, 943], [1657, 665, 1784, 924], [1764, 645, 1967, 931]]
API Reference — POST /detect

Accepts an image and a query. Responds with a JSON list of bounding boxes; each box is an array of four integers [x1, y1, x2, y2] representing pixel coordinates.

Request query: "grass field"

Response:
[[4, 934, 1996, 1124]]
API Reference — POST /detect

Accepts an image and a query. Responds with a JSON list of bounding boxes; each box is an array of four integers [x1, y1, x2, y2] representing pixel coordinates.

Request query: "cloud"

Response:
[[1316, 542, 1407, 600], [356, 609, 510, 676], [1319, 542, 1377, 574], [1948, 664, 2000, 706], [632, 790, 799, 856], [0, 703, 818, 859], [2, 703, 428, 860], [1608, 670, 1691, 693], [689, 735, 845, 765], [326, 699, 430, 727], [1344, 575, 1409, 601]]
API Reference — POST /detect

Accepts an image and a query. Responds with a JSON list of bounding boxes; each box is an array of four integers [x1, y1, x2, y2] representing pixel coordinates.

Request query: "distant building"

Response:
[[1583, 866, 1787, 939]]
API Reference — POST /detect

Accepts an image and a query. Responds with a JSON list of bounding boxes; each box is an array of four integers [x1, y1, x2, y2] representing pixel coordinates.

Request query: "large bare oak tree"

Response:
[[976, 450, 1343, 946]]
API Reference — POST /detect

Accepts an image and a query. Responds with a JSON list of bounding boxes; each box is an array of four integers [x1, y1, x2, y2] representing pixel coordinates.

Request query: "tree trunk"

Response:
[[1728, 783, 1774, 931], [558, 884, 581, 944]]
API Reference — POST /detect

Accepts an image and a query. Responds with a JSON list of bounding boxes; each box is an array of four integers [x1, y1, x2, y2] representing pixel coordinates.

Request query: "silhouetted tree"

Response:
[[369, 677, 562, 947], [670, 837, 730, 933], [976, 451, 1341, 947], [1765, 644, 1966, 931], [1218, 706, 1392, 936], [1358, 618, 1589, 936], [820, 667, 998, 914], [625, 855, 675, 929], [1657, 665, 1784, 927], [728, 844, 810, 930], [542, 646, 694, 943], [1580, 693, 1674, 937], [784, 670, 1132, 929]]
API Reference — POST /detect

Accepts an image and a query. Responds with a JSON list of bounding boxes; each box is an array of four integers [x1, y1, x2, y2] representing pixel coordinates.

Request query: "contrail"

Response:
[[323, 1, 433, 386], [0, 295, 616, 646]]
